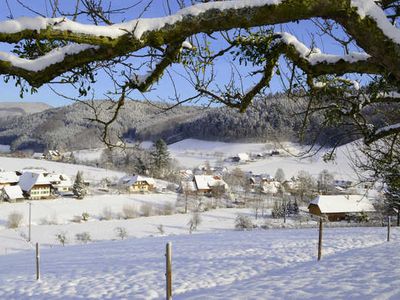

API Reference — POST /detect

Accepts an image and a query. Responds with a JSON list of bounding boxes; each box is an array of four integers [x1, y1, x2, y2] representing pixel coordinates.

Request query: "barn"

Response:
[[308, 195, 376, 222]]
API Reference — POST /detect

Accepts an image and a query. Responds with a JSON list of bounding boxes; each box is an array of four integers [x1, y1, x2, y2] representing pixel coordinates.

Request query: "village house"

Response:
[[45, 150, 63, 161], [231, 153, 250, 163], [193, 175, 228, 196], [261, 180, 281, 194], [0, 185, 24, 202], [119, 175, 156, 192], [334, 179, 353, 189], [308, 195, 376, 222], [0, 171, 19, 189], [18, 171, 53, 200], [180, 180, 197, 195], [47, 173, 72, 195]]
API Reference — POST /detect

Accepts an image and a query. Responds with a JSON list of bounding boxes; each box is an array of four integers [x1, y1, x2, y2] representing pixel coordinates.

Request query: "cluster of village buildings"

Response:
[[0, 159, 377, 222], [0, 170, 73, 201]]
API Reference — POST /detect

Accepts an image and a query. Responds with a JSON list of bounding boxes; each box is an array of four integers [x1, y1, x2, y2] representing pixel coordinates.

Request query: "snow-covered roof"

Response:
[[47, 173, 72, 188], [46, 150, 61, 156], [194, 175, 227, 191], [0, 171, 19, 184], [18, 171, 52, 192], [179, 169, 194, 180], [181, 181, 197, 192], [32, 153, 44, 159], [261, 181, 281, 194], [235, 153, 250, 161], [2, 186, 24, 200], [119, 175, 156, 186], [309, 195, 376, 214]]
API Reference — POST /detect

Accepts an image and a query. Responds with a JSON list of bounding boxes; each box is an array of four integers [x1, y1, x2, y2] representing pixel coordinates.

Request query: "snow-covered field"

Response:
[[0, 227, 398, 299], [0, 139, 393, 299], [0, 156, 124, 182], [58, 139, 359, 180], [169, 139, 359, 180]]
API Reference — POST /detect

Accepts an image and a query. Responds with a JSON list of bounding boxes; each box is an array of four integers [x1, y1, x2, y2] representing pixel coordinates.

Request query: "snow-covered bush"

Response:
[[188, 212, 202, 234], [72, 215, 82, 223], [140, 203, 153, 217], [7, 212, 23, 229], [157, 224, 165, 235], [76, 232, 91, 244], [114, 227, 128, 240], [235, 215, 254, 230], [55, 232, 68, 246], [101, 206, 114, 220], [122, 204, 137, 219], [40, 214, 58, 225], [161, 203, 175, 215], [81, 212, 90, 221]]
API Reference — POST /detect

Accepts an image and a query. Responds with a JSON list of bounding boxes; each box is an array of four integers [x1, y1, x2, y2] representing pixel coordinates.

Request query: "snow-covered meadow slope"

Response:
[[0, 156, 124, 182], [0, 228, 398, 299], [168, 139, 359, 179], [72, 139, 360, 179], [0, 139, 391, 299]]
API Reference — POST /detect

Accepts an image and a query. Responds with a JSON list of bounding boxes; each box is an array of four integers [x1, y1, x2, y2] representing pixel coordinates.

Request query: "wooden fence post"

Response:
[[36, 242, 40, 281], [387, 215, 391, 242], [166, 242, 172, 300], [318, 218, 323, 261], [28, 202, 32, 242]]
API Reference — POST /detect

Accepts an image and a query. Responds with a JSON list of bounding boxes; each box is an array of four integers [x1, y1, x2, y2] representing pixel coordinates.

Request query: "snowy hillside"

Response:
[[168, 139, 359, 180], [68, 138, 360, 180], [0, 156, 124, 182], [0, 227, 398, 299]]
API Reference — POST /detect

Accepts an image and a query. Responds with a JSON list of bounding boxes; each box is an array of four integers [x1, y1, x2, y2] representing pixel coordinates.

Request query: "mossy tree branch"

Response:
[[0, 0, 398, 88]]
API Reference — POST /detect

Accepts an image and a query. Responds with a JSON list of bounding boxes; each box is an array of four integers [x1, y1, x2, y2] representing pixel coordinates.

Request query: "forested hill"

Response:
[[0, 96, 352, 152]]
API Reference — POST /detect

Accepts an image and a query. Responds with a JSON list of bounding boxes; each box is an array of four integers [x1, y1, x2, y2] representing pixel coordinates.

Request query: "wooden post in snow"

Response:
[[387, 215, 391, 242], [166, 242, 172, 300], [28, 202, 32, 242], [36, 243, 40, 281], [318, 218, 323, 261]]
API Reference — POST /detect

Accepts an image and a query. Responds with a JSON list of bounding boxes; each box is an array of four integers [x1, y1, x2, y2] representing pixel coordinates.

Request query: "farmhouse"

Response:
[[119, 175, 156, 192], [193, 175, 228, 195], [232, 153, 250, 162], [0, 171, 19, 188], [47, 173, 72, 194], [45, 150, 63, 161], [18, 171, 52, 200], [261, 180, 281, 194], [0, 185, 24, 202], [308, 195, 376, 222]]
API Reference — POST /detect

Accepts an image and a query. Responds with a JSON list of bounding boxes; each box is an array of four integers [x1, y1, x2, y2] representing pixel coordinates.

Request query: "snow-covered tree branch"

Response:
[[0, 0, 398, 144]]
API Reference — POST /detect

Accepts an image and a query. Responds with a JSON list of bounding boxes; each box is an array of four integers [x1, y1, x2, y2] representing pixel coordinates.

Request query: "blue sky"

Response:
[[0, 0, 355, 107]]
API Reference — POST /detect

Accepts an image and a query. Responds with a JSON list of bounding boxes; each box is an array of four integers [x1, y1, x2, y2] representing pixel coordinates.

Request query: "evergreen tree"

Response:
[[272, 201, 285, 219], [150, 139, 171, 178], [286, 199, 293, 215], [384, 168, 400, 225], [73, 171, 87, 199], [292, 199, 299, 215]]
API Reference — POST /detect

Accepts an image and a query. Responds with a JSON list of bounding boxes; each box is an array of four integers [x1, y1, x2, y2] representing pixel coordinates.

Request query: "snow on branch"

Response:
[[351, 0, 400, 45], [0, 1, 283, 40], [367, 123, 400, 144], [276, 32, 370, 65], [0, 44, 97, 72], [0, 0, 397, 86]]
